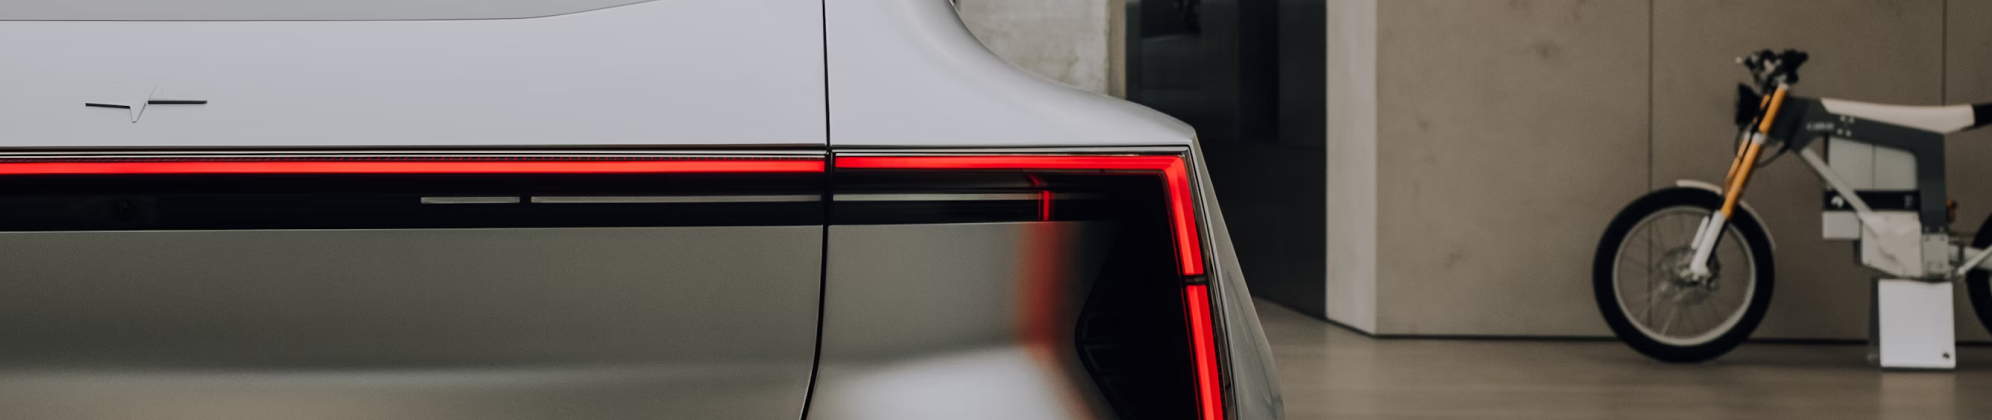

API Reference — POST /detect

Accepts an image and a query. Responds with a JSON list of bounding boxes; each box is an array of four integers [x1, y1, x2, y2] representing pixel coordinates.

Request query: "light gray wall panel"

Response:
[[1650, 0, 1944, 339], [1326, 0, 1379, 332], [1373, 0, 1649, 336]]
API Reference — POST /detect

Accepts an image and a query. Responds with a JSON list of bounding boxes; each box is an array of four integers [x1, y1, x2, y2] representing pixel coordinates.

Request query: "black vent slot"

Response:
[[0, 172, 824, 231]]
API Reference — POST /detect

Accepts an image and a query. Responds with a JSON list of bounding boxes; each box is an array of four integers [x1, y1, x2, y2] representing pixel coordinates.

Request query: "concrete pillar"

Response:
[[1324, 0, 1378, 333], [955, 0, 1124, 97]]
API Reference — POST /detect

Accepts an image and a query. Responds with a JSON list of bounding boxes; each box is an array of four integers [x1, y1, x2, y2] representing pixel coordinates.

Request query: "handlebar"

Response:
[[1732, 49, 1809, 166], [1738, 49, 1808, 91]]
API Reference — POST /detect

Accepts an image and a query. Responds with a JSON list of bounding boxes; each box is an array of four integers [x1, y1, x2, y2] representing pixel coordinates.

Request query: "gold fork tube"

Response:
[[1719, 86, 1787, 217]]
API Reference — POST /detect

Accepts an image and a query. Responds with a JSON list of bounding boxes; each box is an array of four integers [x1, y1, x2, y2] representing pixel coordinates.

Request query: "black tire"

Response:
[[1964, 215, 1992, 336], [1593, 188, 1775, 363]]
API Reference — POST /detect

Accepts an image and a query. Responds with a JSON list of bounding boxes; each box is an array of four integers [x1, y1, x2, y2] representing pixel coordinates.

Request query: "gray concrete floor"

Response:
[[1256, 299, 1992, 420]]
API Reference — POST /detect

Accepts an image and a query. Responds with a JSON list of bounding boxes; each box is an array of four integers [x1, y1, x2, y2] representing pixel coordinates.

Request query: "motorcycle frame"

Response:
[[1684, 85, 1990, 279]]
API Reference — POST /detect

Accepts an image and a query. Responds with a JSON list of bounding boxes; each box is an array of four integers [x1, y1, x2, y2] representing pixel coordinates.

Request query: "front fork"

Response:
[[1687, 85, 1788, 278]]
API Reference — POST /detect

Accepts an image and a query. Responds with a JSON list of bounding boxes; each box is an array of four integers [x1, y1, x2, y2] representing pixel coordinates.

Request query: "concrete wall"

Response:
[[1325, 0, 1378, 332], [1373, 0, 1650, 336], [1346, 0, 1992, 340], [956, 0, 1123, 96]]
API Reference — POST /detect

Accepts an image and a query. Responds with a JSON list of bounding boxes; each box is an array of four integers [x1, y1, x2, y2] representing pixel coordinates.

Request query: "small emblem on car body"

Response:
[[85, 88, 207, 123]]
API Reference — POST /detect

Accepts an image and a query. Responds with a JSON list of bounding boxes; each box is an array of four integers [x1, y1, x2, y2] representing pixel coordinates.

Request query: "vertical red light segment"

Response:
[[834, 155, 1207, 276], [0, 159, 825, 175], [1038, 190, 1053, 221], [1184, 284, 1223, 420], [1025, 174, 1052, 221]]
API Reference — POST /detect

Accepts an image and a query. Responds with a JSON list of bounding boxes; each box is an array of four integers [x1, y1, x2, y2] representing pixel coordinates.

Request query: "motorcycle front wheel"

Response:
[[1593, 188, 1775, 363]]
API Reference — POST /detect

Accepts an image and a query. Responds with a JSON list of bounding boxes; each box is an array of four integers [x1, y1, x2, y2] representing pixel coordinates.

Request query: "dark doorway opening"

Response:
[[1126, 0, 1328, 319]]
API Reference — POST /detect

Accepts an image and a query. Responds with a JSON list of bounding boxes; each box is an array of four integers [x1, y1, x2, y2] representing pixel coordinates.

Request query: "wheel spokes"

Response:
[[1613, 206, 1757, 347]]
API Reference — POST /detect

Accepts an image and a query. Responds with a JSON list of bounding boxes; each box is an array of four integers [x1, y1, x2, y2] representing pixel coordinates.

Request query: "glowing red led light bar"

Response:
[[1185, 284, 1223, 420], [0, 158, 825, 175], [835, 155, 1207, 276], [841, 154, 1224, 418]]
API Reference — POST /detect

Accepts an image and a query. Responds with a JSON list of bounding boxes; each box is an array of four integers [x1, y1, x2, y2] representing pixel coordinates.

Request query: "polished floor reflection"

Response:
[[1257, 299, 1992, 420]]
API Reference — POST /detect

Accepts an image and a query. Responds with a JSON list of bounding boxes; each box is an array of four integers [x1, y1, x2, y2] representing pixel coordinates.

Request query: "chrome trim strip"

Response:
[[833, 192, 1100, 202], [530, 195, 822, 204], [420, 196, 521, 204], [835, 193, 1038, 202]]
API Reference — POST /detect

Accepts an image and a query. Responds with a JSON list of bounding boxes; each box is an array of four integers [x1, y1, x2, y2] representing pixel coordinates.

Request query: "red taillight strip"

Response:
[[1185, 284, 1223, 420], [0, 159, 824, 175], [841, 154, 1225, 419], [835, 155, 1207, 276]]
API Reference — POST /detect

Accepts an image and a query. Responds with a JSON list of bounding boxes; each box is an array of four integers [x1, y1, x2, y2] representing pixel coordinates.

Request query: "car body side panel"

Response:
[[0, 227, 822, 420], [0, 0, 824, 149], [0, 0, 659, 21], [813, 222, 1116, 420], [1195, 147, 1286, 420], [824, 0, 1194, 148]]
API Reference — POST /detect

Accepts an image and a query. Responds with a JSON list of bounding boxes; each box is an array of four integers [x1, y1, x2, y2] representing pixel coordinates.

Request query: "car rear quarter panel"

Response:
[[0, 0, 825, 149], [0, 226, 824, 420]]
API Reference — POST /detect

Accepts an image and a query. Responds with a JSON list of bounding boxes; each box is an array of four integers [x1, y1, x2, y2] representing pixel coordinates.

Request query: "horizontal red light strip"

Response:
[[836, 155, 1206, 276], [0, 159, 824, 175], [1185, 284, 1223, 420]]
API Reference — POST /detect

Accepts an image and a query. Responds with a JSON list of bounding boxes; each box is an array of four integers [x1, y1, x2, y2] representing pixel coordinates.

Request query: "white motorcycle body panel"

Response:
[[1821, 98, 1975, 134]]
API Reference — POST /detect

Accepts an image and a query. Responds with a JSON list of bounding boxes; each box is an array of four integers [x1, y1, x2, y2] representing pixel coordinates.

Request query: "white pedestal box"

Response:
[[1872, 278, 1956, 369]]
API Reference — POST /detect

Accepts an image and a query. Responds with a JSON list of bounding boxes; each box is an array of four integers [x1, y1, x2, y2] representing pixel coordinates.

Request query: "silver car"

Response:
[[0, 0, 1281, 419]]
